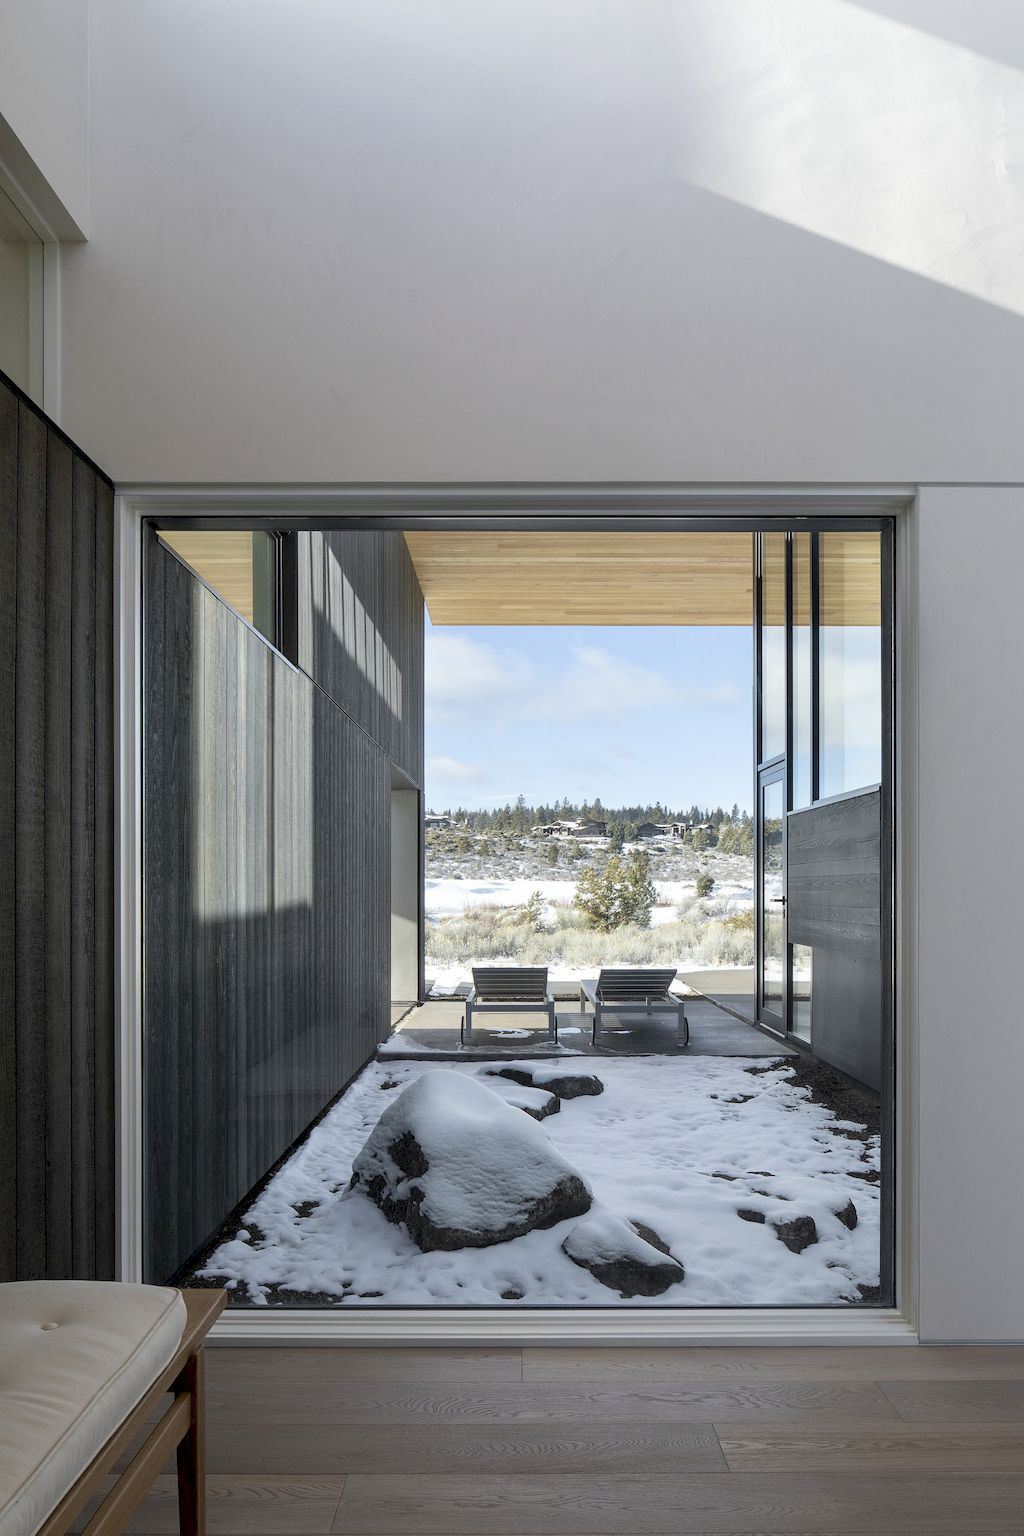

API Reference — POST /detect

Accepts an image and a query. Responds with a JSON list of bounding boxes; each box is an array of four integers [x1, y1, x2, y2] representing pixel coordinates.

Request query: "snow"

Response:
[[426, 878, 579, 915], [350, 1071, 588, 1238], [200, 1055, 881, 1307], [425, 876, 753, 920]]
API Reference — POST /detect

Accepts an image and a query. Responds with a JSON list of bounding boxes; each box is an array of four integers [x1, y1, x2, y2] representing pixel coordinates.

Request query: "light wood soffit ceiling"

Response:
[[403, 532, 756, 625]]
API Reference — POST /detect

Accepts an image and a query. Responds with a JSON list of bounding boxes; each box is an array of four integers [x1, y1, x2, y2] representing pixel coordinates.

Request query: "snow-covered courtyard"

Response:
[[199, 1054, 881, 1308]]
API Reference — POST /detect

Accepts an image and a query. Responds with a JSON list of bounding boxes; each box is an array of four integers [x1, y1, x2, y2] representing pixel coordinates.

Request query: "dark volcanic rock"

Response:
[[562, 1213, 685, 1297], [737, 1208, 766, 1224], [833, 1199, 859, 1230], [477, 1077, 561, 1121], [479, 1064, 605, 1099], [772, 1215, 819, 1254]]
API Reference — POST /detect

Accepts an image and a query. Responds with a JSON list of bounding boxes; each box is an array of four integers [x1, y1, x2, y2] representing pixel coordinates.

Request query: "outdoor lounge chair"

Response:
[[580, 967, 688, 1047], [462, 966, 558, 1044]]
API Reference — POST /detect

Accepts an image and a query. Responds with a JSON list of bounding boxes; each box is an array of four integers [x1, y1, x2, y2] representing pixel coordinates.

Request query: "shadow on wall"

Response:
[[64, 0, 1024, 481], [144, 547, 393, 1284]]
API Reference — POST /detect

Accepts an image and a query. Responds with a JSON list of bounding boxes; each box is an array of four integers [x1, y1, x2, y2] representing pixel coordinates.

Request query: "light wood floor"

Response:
[[103, 1344, 1024, 1534]]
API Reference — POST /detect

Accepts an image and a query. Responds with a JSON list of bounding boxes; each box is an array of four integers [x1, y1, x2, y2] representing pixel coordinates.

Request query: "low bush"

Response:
[[426, 904, 755, 970]]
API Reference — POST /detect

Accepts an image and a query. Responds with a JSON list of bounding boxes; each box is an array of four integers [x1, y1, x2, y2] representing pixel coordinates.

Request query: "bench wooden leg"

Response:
[[176, 1351, 205, 1536]]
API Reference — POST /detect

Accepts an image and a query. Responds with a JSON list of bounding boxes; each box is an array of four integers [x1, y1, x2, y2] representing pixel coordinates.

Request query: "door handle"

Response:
[[771, 896, 787, 905]]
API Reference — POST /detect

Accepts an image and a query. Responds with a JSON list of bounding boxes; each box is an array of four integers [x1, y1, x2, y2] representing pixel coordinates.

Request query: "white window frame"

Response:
[[116, 485, 918, 1345], [0, 161, 63, 419]]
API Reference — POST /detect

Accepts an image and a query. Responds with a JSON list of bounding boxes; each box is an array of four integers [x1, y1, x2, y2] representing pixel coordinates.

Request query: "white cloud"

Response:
[[426, 633, 742, 726], [426, 754, 486, 784], [424, 633, 534, 723]]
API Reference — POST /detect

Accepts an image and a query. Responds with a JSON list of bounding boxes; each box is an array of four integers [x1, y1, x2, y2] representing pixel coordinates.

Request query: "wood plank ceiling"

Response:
[[403, 532, 756, 625]]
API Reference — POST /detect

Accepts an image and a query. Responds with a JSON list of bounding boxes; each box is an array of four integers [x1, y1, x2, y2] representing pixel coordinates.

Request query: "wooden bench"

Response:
[[0, 1284, 225, 1536], [462, 966, 557, 1043], [580, 967, 688, 1047]]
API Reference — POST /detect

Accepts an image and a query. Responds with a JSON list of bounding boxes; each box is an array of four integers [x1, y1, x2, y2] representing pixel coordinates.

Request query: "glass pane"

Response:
[[791, 533, 813, 808], [762, 777, 784, 1016], [0, 183, 43, 398], [791, 943, 812, 1042], [158, 530, 278, 644], [819, 531, 882, 798], [760, 532, 786, 762]]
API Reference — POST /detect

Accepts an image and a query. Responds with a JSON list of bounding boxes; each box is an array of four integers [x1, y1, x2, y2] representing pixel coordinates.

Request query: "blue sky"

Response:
[[424, 617, 753, 814]]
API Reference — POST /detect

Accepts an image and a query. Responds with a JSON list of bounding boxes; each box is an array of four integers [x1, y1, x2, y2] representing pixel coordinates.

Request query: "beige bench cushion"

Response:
[[0, 1282, 187, 1536]]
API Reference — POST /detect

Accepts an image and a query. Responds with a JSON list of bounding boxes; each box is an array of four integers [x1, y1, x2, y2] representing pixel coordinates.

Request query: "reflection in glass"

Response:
[[819, 531, 882, 798], [761, 777, 784, 1017], [792, 533, 813, 808], [791, 944, 812, 1042], [760, 533, 786, 763]]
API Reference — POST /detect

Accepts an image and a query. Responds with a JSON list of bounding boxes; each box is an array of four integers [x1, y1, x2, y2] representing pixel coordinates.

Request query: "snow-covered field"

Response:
[[425, 876, 752, 919], [200, 1056, 880, 1308], [422, 838, 756, 992]]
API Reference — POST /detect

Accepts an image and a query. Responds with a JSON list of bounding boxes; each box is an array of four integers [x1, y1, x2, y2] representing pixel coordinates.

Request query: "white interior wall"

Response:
[[912, 489, 1024, 1343], [44, 1, 1024, 1340], [0, 0, 88, 235], [63, 0, 1024, 482]]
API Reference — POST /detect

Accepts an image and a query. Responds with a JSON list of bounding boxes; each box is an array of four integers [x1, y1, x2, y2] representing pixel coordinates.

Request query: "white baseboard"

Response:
[[208, 1305, 918, 1347]]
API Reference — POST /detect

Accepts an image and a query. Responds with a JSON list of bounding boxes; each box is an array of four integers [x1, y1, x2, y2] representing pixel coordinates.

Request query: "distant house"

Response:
[[538, 818, 607, 838], [635, 822, 666, 838], [424, 813, 453, 830]]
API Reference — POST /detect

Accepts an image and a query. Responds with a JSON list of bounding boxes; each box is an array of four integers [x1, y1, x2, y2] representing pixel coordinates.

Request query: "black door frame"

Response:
[[756, 760, 788, 1032]]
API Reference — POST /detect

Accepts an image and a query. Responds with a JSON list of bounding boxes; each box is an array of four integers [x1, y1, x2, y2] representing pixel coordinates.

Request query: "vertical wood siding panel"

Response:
[[43, 433, 74, 1278], [0, 384, 18, 1280], [70, 459, 97, 1276], [1, 379, 115, 1283], [91, 478, 115, 1278], [14, 403, 48, 1279], [142, 527, 170, 1277]]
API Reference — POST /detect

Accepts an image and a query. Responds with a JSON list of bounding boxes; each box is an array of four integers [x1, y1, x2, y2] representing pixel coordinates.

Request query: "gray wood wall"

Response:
[[143, 528, 423, 1283], [787, 788, 883, 1090], [296, 531, 424, 786], [0, 372, 115, 1283]]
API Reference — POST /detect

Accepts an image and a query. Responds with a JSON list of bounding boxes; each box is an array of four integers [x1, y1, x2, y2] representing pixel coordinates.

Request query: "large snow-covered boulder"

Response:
[[349, 1072, 592, 1251], [561, 1212, 685, 1297]]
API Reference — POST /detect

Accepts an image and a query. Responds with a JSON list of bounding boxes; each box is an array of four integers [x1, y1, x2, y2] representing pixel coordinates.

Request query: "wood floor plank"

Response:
[[717, 1421, 1024, 1473], [205, 1379, 898, 1431], [73, 1475, 345, 1534], [878, 1378, 1024, 1422], [207, 1421, 725, 1476], [522, 1346, 1024, 1383], [208, 1346, 523, 1385], [330, 1471, 1024, 1534]]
